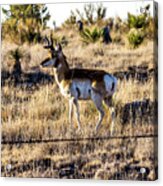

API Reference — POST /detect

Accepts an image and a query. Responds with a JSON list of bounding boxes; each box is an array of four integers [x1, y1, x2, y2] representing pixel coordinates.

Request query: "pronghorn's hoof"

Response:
[[95, 127, 100, 135], [77, 127, 82, 133], [70, 127, 74, 134], [95, 125, 101, 133], [110, 129, 115, 136], [110, 131, 113, 137]]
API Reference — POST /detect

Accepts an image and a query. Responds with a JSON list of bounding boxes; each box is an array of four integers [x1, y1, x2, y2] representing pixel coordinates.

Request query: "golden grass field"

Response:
[[1, 28, 158, 180]]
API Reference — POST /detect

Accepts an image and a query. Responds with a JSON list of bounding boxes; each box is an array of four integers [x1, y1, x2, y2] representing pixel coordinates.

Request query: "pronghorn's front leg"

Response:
[[91, 92, 105, 132], [73, 98, 81, 131]]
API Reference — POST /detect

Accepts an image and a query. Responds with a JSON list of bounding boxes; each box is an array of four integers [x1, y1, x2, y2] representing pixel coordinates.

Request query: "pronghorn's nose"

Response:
[[40, 57, 51, 67]]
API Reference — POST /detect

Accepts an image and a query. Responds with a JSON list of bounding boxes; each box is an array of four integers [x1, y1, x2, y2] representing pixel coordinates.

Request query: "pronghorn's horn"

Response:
[[44, 36, 50, 47], [50, 33, 54, 47], [44, 35, 54, 51]]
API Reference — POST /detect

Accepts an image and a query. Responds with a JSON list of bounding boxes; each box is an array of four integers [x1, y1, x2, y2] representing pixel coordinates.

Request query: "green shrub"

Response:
[[80, 27, 102, 44], [127, 4, 153, 48], [128, 28, 144, 48], [127, 13, 148, 29]]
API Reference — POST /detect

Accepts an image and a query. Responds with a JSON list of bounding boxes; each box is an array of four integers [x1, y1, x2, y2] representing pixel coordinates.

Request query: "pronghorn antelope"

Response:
[[41, 36, 117, 133]]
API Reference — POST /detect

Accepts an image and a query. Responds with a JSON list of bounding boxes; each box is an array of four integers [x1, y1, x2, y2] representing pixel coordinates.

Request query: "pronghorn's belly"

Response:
[[71, 79, 92, 100]]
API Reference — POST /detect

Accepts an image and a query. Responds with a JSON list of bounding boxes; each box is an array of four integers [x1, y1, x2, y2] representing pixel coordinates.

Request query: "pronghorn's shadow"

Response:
[[90, 98, 157, 136], [2, 65, 157, 87], [1, 69, 54, 88], [117, 99, 157, 125], [114, 65, 157, 83]]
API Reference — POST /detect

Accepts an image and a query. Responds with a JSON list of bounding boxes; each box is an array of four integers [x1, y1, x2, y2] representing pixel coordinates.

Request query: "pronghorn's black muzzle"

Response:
[[40, 57, 51, 67]]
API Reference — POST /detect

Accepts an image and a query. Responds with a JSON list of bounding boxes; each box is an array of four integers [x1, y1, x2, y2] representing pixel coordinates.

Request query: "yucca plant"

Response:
[[80, 27, 103, 44], [9, 48, 23, 77], [2, 5, 50, 44], [84, 4, 95, 25], [127, 4, 151, 48]]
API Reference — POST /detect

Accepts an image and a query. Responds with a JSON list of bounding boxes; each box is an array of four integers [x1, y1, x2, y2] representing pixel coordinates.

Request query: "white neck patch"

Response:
[[57, 63, 62, 69]]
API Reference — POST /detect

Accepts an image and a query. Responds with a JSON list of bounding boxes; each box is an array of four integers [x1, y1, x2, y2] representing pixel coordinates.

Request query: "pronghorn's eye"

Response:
[[52, 54, 57, 58], [52, 53, 58, 58]]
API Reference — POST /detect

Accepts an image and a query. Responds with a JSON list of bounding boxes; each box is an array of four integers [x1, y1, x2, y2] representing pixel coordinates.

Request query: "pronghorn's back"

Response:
[[63, 68, 117, 97]]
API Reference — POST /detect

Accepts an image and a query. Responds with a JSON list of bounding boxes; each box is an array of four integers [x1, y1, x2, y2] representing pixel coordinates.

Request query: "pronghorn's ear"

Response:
[[55, 43, 62, 52]]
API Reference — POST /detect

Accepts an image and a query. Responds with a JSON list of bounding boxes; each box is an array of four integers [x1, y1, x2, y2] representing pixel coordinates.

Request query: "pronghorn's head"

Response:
[[41, 36, 68, 70], [41, 44, 62, 68]]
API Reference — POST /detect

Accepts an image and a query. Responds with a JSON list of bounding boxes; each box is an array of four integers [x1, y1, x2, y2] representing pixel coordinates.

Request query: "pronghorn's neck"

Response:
[[53, 54, 70, 86]]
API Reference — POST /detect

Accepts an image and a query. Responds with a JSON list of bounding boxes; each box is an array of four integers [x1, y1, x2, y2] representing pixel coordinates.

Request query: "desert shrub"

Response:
[[127, 5, 151, 30], [83, 3, 107, 25], [127, 4, 153, 48], [2, 5, 50, 44], [96, 4, 107, 22], [113, 16, 123, 32], [80, 27, 102, 44], [128, 28, 144, 48], [84, 4, 95, 25], [63, 10, 77, 27], [64, 3, 107, 27], [9, 48, 23, 61], [48, 33, 68, 47], [112, 34, 122, 44], [127, 13, 148, 29]]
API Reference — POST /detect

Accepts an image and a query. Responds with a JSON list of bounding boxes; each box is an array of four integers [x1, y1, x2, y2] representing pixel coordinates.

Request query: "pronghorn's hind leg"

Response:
[[69, 98, 74, 130], [104, 96, 115, 136], [91, 92, 105, 132]]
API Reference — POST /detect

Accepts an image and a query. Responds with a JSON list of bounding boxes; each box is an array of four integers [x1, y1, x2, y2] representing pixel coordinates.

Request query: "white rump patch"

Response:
[[104, 74, 117, 95]]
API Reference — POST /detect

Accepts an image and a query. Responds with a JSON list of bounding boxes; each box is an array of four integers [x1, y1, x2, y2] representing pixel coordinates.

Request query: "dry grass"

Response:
[[1, 27, 158, 180]]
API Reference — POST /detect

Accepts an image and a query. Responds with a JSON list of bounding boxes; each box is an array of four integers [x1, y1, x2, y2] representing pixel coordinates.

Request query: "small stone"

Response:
[[6, 164, 12, 171], [140, 167, 146, 174]]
